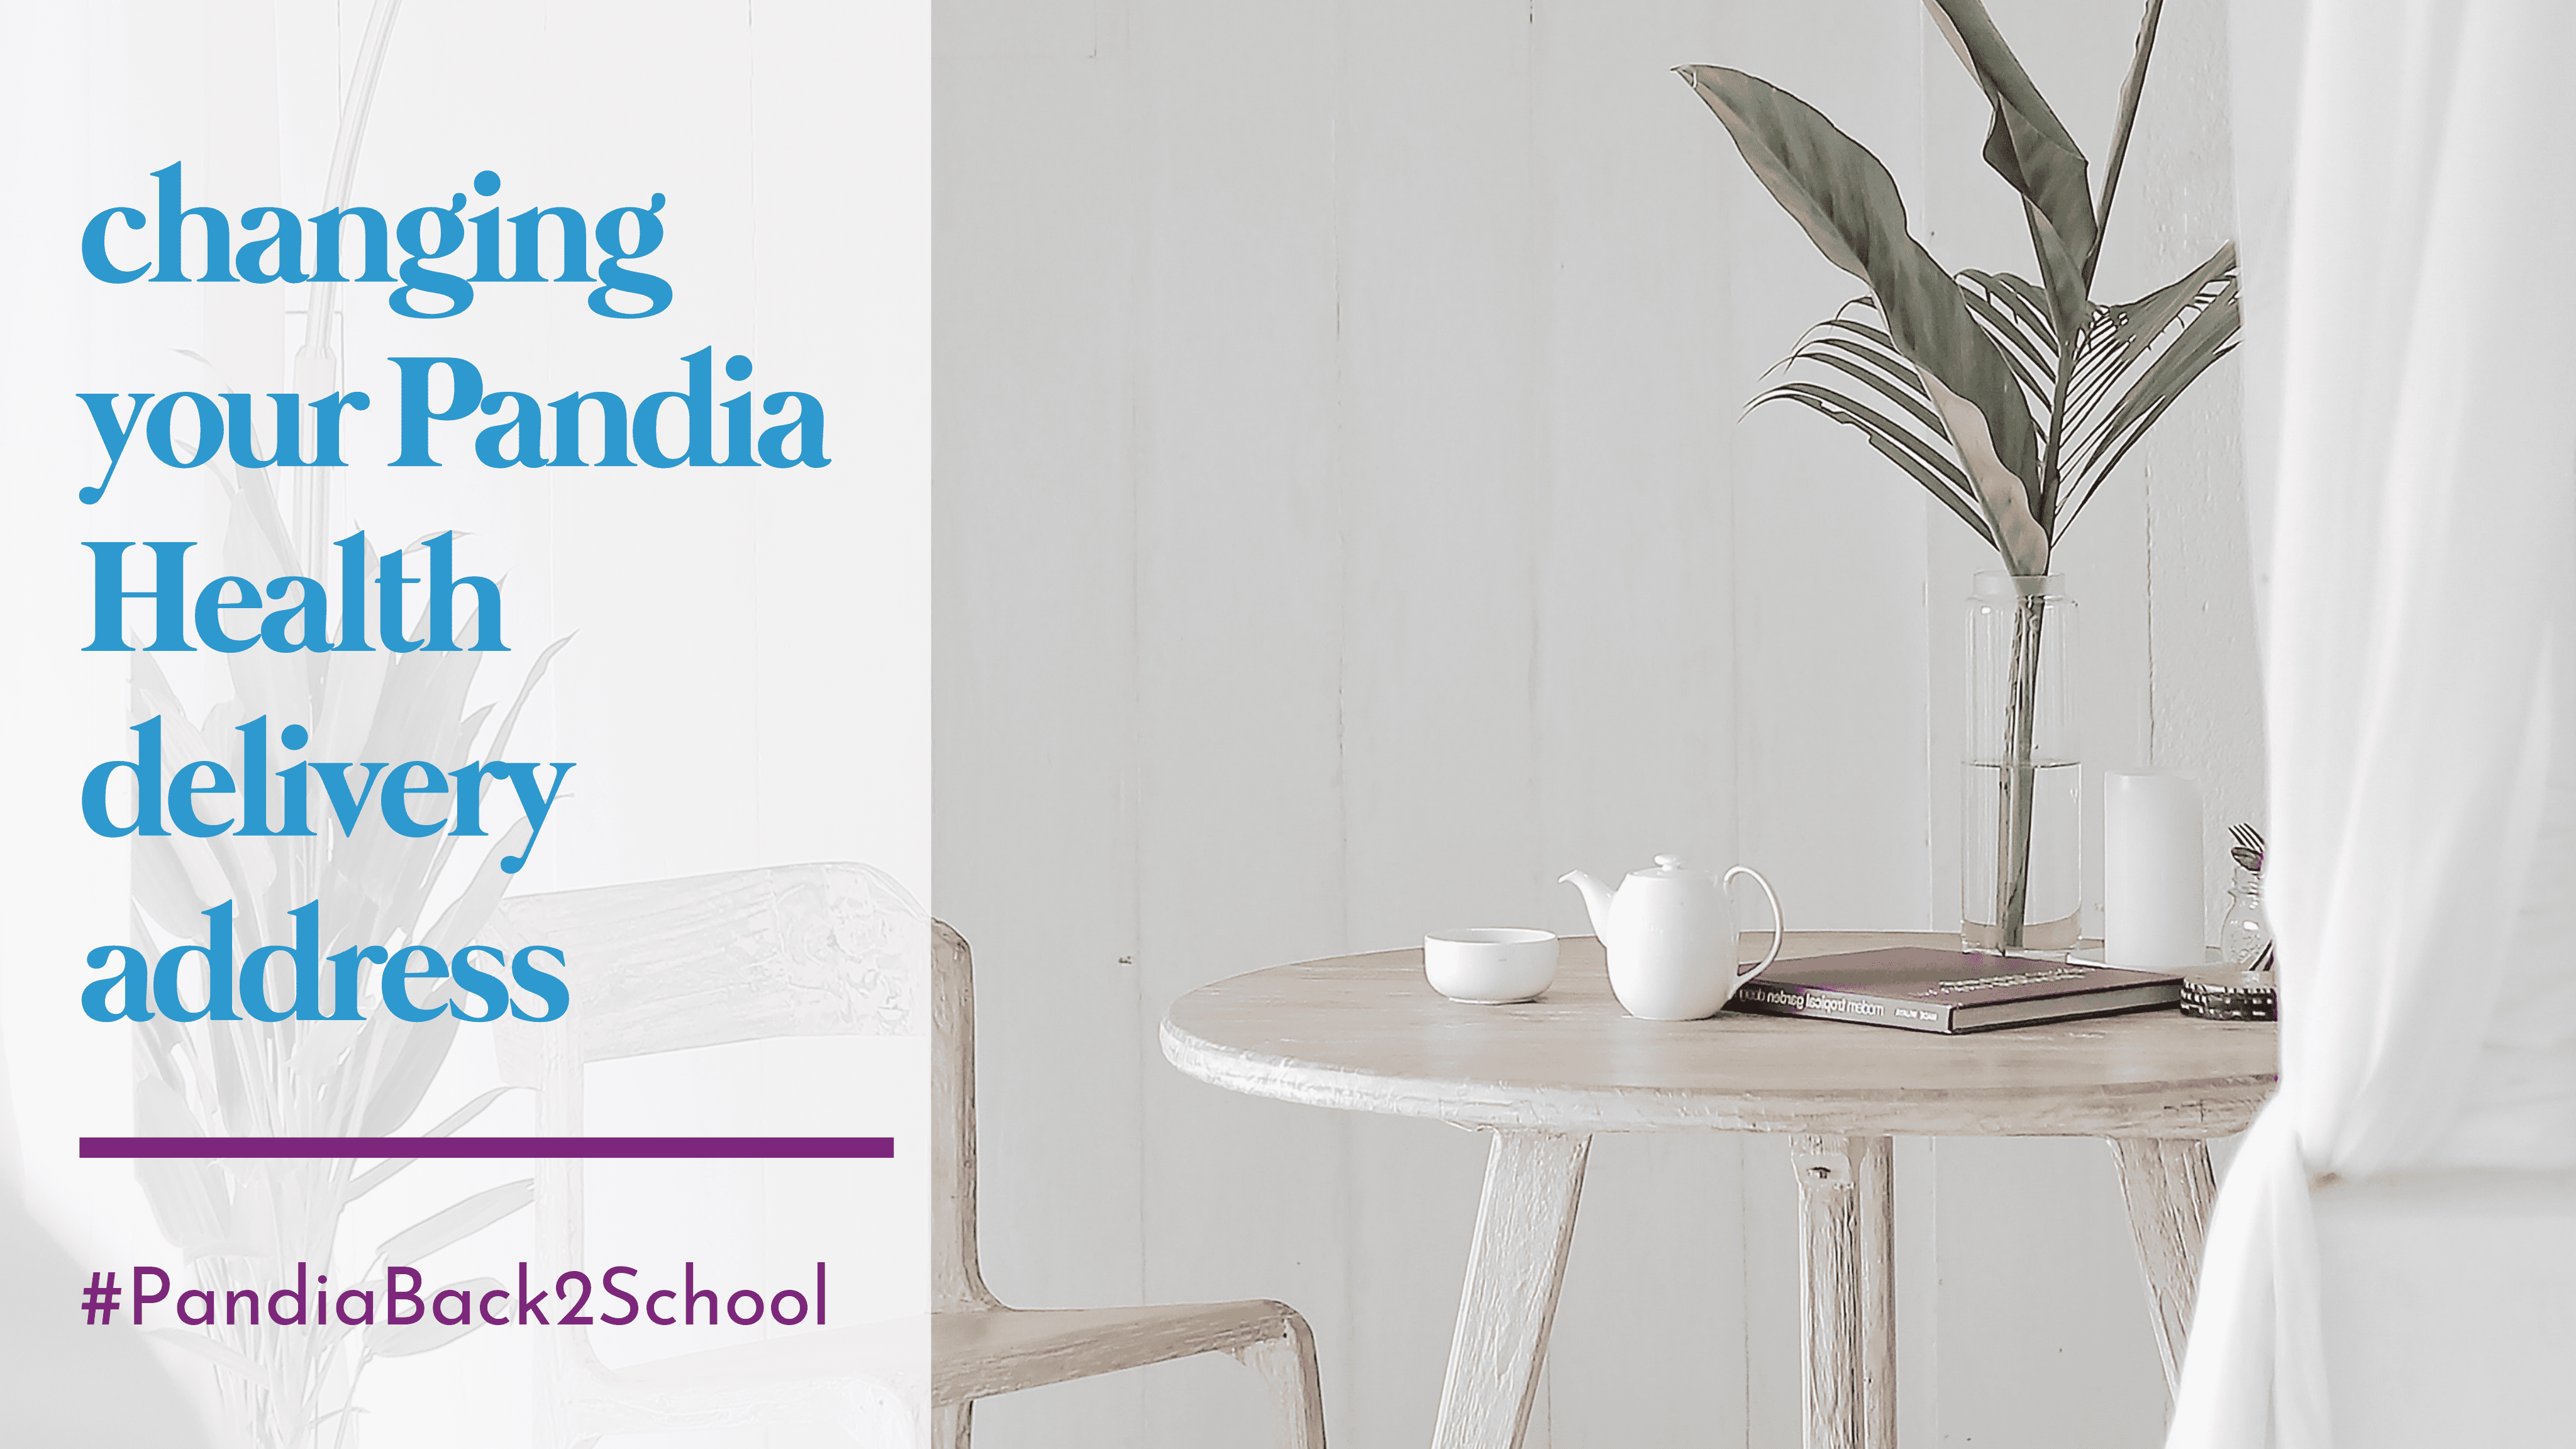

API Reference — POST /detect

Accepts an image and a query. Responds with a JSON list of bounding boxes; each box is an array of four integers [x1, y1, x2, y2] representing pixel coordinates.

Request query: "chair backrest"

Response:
[[491, 861, 928, 1074], [487, 862, 994, 1328]]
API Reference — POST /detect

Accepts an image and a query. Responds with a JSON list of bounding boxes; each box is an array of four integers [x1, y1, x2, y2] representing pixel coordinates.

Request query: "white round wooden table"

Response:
[[1160, 931, 2278, 1449]]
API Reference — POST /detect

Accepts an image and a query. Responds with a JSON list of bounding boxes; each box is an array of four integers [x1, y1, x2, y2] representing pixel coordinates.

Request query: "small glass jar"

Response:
[[2184, 849, 2277, 1020], [2219, 860, 2273, 971]]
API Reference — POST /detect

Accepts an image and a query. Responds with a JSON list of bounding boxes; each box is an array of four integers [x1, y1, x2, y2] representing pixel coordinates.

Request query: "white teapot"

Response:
[[1560, 855, 1785, 1021]]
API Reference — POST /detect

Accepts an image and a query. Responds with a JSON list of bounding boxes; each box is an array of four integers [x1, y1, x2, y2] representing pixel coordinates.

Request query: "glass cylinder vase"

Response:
[[1963, 572, 2080, 954]]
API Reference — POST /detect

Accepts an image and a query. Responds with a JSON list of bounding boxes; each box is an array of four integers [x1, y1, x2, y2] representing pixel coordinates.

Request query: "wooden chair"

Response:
[[491, 862, 1326, 1448]]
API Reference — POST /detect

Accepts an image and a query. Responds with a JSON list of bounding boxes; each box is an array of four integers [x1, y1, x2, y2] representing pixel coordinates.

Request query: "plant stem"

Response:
[[2037, 328, 2080, 530], [327, 1355, 372, 1449], [1994, 591, 2046, 948], [2089, 0, 2167, 284]]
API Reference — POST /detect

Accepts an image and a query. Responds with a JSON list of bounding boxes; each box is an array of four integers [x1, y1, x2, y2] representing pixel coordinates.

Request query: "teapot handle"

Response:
[[1725, 865, 1785, 983]]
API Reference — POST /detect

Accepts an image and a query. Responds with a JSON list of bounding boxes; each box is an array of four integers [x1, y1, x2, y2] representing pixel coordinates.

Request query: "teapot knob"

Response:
[[1653, 854, 1683, 870]]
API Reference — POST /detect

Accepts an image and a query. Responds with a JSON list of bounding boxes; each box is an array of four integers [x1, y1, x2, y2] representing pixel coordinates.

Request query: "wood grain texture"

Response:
[[934, 1300, 1313, 1403], [933, 921, 1003, 1313], [1792, 1135, 1895, 1449], [1163, 933, 2277, 1137], [927, 923, 1324, 1440], [1235, 1315, 1331, 1449], [573, 925, 1322, 1438], [491, 862, 930, 1080], [2107, 1137, 2218, 1395], [1431, 1131, 1591, 1449]]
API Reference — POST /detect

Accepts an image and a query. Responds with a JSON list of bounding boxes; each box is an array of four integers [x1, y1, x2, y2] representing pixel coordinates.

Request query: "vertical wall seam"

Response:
[[1527, 0, 1550, 1420], [1906, 15, 1941, 1446], [1526, 0, 1546, 929], [1914, 0, 1940, 936], [1118, 0, 1152, 1326], [1723, 8, 1753, 1430], [1328, 4, 1359, 1438]]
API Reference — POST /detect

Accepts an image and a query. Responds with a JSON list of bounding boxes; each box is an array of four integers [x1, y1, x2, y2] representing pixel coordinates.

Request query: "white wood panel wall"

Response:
[[935, 2, 2261, 1446]]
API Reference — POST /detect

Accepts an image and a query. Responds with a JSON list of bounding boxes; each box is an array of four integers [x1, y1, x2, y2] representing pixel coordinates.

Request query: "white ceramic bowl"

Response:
[[1424, 928, 1559, 1004]]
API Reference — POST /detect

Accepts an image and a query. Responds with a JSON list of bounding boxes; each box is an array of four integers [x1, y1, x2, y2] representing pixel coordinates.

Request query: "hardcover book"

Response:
[[1730, 948, 2184, 1034]]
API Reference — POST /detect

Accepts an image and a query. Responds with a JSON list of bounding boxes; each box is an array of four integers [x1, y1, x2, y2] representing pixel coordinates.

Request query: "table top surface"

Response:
[[1160, 932, 2278, 1138]]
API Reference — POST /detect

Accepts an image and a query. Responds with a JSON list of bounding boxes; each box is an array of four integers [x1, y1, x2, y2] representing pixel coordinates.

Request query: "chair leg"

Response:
[[1234, 1313, 1328, 1449], [931, 1399, 971, 1449]]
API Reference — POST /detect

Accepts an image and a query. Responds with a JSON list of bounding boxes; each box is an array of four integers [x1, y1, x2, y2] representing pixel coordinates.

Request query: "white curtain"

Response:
[[2175, 2, 2576, 1446]]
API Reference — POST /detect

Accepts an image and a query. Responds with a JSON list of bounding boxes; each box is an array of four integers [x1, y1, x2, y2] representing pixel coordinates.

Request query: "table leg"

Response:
[[1430, 1130, 1591, 1449], [2107, 1137, 2216, 1396], [1790, 1134, 1895, 1449]]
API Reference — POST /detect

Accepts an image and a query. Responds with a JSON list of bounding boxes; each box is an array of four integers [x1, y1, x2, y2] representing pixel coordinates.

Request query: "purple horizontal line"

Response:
[[81, 1136, 894, 1160]]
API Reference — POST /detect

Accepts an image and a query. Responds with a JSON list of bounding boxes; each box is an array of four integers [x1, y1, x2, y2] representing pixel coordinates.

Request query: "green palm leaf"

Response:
[[1753, 282, 2057, 550], [1953, 272, 2057, 408], [1758, 382, 1999, 548], [355, 1016, 462, 1138], [2090, 0, 2169, 277], [1752, 310, 1996, 543], [2064, 243, 2233, 403], [1954, 250, 2238, 535], [343, 1086, 524, 1201], [1748, 250, 2237, 553], [1680, 64, 2048, 575], [146, 1328, 282, 1393], [1979, 270, 2062, 347], [372, 1179, 532, 1267], [1924, 0, 2099, 336], [132, 1075, 230, 1255], [1784, 321, 1951, 436], [2057, 274, 2240, 531]]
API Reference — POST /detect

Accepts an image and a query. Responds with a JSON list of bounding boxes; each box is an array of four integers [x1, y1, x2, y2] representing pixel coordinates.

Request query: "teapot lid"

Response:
[[1629, 854, 1701, 880]]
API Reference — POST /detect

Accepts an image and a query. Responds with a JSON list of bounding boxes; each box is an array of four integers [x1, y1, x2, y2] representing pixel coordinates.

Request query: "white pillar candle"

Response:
[[2104, 770, 2204, 972]]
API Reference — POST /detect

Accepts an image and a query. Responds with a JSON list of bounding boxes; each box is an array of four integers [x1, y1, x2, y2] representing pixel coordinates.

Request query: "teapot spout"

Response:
[[1558, 869, 1616, 945]]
